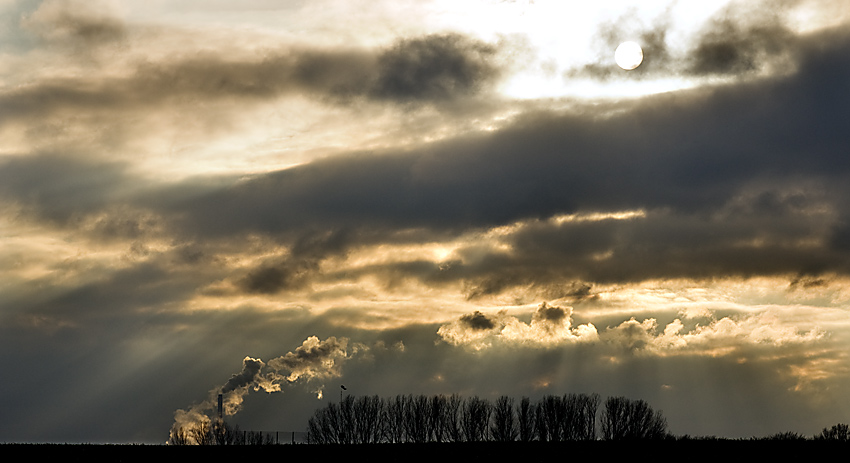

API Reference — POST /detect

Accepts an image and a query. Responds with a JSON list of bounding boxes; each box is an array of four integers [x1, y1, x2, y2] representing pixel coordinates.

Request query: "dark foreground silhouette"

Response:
[[4, 440, 848, 463]]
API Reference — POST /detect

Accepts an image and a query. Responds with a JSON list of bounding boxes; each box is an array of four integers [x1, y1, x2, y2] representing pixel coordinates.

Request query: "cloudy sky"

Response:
[[2, 0, 850, 443]]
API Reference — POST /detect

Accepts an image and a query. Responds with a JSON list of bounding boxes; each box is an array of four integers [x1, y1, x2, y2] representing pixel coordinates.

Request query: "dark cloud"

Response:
[[533, 302, 567, 323], [571, 2, 797, 80], [460, 310, 496, 330], [133, 49, 376, 101], [634, 25, 672, 75], [372, 33, 499, 101], [1, 261, 203, 327], [0, 32, 500, 127], [0, 27, 846, 306], [561, 282, 598, 302], [426, 195, 848, 295], [144, 28, 847, 293], [0, 153, 132, 224], [5, 27, 843, 297], [237, 230, 354, 295], [82, 208, 162, 241], [173, 28, 845, 240], [238, 259, 316, 294], [828, 219, 850, 252], [687, 17, 793, 76]]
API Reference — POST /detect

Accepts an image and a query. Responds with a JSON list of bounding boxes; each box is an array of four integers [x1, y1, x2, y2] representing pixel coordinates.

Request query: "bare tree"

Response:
[[461, 396, 491, 442], [429, 394, 449, 443], [251, 430, 275, 445], [601, 396, 668, 440], [339, 395, 355, 444], [303, 391, 661, 445], [307, 401, 344, 444], [445, 394, 464, 443], [405, 394, 430, 443], [516, 397, 536, 442], [212, 419, 239, 445], [490, 396, 517, 442], [189, 419, 215, 445], [537, 395, 565, 441], [563, 393, 599, 441], [353, 395, 384, 444], [169, 426, 191, 445], [383, 394, 408, 443]]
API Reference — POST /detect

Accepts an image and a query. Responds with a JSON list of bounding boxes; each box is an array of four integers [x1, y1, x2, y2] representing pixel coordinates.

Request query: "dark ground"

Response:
[[2, 441, 846, 462]]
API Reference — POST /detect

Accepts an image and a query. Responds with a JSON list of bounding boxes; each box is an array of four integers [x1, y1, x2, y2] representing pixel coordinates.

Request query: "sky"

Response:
[[1, 0, 850, 443]]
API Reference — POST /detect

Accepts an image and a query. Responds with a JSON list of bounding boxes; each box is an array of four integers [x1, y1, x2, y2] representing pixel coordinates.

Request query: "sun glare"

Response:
[[615, 41, 644, 70]]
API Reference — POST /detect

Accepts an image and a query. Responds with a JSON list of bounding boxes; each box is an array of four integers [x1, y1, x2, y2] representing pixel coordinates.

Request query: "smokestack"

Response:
[[217, 393, 223, 420]]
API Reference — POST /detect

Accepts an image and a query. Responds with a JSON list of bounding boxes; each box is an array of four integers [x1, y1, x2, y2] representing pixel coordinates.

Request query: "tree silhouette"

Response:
[[168, 426, 191, 445], [445, 394, 464, 443], [429, 394, 449, 443], [353, 395, 384, 443], [490, 396, 517, 442], [600, 396, 668, 440], [564, 393, 599, 441], [516, 396, 536, 442], [816, 423, 849, 441], [189, 419, 215, 445], [460, 396, 491, 442], [304, 392, 670, 444]]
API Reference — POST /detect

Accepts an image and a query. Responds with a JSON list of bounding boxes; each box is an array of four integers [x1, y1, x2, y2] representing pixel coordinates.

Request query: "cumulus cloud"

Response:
[[604, 311, 825, 357], [436, 310, 503, 349], [437, 303, 598, 349], [440, 303, 825, 372]]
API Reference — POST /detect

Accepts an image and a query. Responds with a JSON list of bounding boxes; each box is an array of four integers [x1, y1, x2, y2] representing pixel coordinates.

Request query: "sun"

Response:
[[615, 41, 643, 70]]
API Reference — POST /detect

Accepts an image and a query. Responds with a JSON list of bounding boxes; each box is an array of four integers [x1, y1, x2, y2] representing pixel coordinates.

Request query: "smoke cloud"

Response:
[[170, 336, 360, 442]]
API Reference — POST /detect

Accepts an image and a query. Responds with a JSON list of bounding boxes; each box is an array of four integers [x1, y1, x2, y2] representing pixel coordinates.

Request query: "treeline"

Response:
[[168, 395, 850, 445], [751, 423, 850, 442], [306, 393, 669, 444]]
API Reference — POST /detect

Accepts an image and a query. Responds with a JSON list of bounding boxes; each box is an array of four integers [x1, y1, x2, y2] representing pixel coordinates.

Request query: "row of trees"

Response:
[[169, 393, 849, 445], [306, 393, 669, 444]]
